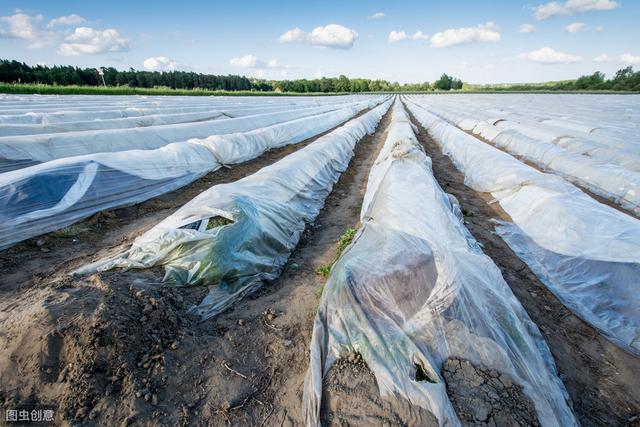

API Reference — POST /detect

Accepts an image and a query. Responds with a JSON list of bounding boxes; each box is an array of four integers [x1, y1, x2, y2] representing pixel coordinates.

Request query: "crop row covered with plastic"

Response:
[[0, 98, 385, 249], [76, 99, 392, 319], [406, 98, 640, 355], [0, 98, 377, 172], [404, 95, 640, 214], [302, 100, 575, 426]]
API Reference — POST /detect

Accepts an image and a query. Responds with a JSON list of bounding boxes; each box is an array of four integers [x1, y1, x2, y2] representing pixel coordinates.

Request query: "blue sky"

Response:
[[1, 0, 638, 83]]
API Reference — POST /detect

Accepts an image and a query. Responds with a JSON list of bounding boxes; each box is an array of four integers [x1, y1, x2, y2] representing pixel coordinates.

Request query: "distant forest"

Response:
[[0, 59, 638, 93]]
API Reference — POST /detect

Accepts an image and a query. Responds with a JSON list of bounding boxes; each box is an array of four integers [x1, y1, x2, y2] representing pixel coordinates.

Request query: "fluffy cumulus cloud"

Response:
[[518, 23, 536, 33], [388, 30, 428, 43], [519, 47, 583, 64], [1, 9, 130, 55], [593, 53, 611, 62], [620, 53, 640, 64], [564, 22, 587, 33], [59, 27, 130, 56], [229, 54, 292, 69], [534, 0, 618, 20], [0, 10, 53, 48], [143, 56, 178, 71], [368, 12, 385, 20], [278, 24, 358, 49], [430, 22, 500, 48], [48, 14, 85, 28]]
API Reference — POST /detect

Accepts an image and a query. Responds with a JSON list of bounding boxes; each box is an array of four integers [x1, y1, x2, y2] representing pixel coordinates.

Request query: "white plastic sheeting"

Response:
[[0, 99, 377, 172], [76, 100, 392, 319], [404, 93, 640, 150], [302, 101, 575, 427], [406, 97, 640, 214], [0, 98, 384, 249], [406, 99, 640, 355]]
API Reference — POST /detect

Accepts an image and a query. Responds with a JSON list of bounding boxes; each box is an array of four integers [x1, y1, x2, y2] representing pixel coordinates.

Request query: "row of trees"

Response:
[[0, 60, 253, 91], [0, 60, 463, 92], [4, 59, 637, 92], [479, 67, 640, 92]]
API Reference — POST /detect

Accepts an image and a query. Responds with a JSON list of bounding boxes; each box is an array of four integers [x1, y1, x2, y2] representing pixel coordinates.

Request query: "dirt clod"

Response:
[[442, 358, 539, 426]]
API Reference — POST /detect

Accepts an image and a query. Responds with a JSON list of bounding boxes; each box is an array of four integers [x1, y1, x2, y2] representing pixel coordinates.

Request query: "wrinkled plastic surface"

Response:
[[405, 95, 640, 214], [407, 98, 640, 355], [0, 95, 374, 171], [302, 100, 576, 427], [0, 99, 383, 249], [77, 99, 392, 319]]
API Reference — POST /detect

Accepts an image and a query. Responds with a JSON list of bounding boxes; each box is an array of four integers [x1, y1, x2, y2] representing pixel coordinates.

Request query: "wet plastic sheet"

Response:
[[0, 98, 376, 171], [76, 99, 392, 319], [406, 99, 640, 355], [302, 101, 575, 427], [0, 99, 383, 249]]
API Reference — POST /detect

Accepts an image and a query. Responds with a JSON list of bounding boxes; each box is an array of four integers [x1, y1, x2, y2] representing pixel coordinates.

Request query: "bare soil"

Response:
[[407, 105, 640, 427], [442, 358, 539, 426], [320, 353, 438, 426]]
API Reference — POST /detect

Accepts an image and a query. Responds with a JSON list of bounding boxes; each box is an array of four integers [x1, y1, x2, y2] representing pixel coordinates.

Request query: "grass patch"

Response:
[[315, 227, 357, 278]]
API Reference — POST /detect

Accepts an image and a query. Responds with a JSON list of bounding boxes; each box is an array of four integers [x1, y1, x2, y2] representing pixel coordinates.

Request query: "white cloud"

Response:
[[412, 30, 428, 41], [519, 47, 583, 64], [143, 56, 178, 71], [593, 53, 611, 62], [278, 27, 306, 43], [229, 54, 262, 68], [0, 10, 53, 48], [309, 24, 358, 49], [595, 25, 604, 32], [278, 24, 358, 49], [620, 53, 640, 64], [564, 22, 587, 33], [534, 0, 618, 20], [59, 27, 130, 56], [518, 23, 536, 33], [368, 12, 385, 20], [430, 22, 500, 48], [388, 30, 428, 43], [388, 30, 408, 43], [48, 14, 85, 28], [229, 54, 293, 70]]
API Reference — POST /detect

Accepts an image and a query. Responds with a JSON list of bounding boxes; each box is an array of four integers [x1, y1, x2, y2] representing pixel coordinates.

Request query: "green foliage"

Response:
[[434, 73, 463, 91], [0, 59, 436, 94], [0, 59, 256, 91], [315, 227, 358, 278], [471, 67, 640, 92]]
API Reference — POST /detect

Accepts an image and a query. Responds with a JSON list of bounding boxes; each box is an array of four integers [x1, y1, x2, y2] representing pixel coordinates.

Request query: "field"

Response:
[[0, 93, 638, 426]]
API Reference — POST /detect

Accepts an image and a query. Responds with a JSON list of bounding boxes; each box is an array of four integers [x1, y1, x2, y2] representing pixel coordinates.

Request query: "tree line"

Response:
[[1, 59, 638, 92], [0, 60, 460, 92], [0, 60, 252, 91]]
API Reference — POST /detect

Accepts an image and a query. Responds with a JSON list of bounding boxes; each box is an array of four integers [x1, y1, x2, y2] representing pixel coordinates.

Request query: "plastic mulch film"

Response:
[[410, 99, 640, 215], [75, 99, 392, 319], [0, 98, 385, 249], [406, 99, 640, 355], [0, 99, 364, 136], [302, 100, 576, 427], [403, 93, 639, 151], [0, 97, 381, 172]]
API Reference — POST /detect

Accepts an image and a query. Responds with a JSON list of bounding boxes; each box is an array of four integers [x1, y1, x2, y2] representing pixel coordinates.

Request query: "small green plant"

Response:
[[206, 216, 234, 229], [315, 227, 358, 278]]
